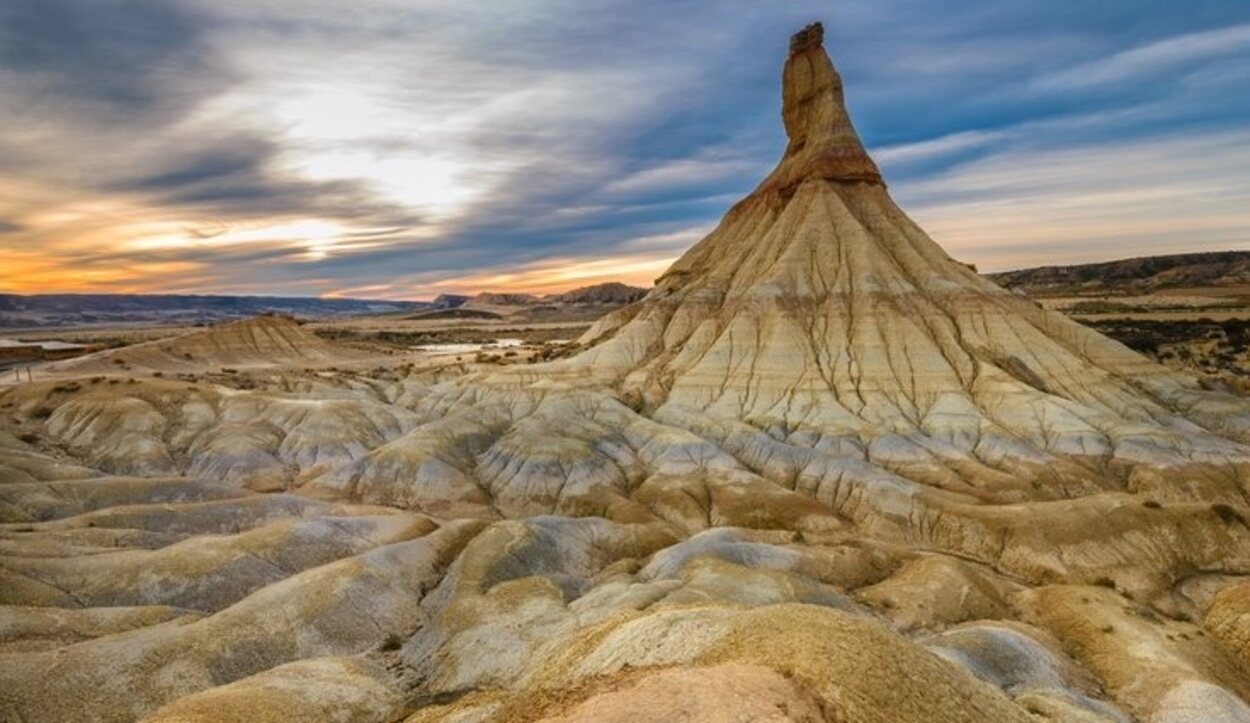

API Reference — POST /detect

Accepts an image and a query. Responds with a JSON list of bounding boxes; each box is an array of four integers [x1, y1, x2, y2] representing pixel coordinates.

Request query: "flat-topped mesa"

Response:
[[766, 21, 882, 192]]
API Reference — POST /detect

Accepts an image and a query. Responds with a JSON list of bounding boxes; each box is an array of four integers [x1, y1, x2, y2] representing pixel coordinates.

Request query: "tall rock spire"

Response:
[[566, 20, 1250, 484], [770, 22, 882, 192]]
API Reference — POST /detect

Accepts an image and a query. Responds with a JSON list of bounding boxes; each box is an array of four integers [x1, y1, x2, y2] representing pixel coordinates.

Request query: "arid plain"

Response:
[[3, 23, 1250, 723]]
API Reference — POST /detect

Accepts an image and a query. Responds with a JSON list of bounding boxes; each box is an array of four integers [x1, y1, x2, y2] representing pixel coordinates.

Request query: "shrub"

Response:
[[1212, 503, 1247, 527]]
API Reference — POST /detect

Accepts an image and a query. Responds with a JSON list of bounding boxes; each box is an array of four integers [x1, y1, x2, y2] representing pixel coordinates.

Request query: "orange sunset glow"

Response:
[[1, 3, 1248, 301]]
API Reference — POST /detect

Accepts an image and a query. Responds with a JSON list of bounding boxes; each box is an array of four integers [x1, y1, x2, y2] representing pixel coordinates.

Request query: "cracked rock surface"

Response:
[[3, 21, 1250, 723]]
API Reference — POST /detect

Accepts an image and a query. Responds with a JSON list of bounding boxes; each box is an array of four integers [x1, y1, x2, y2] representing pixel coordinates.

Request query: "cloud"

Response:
[[895, 130, 1250, 270], [603, 157, 758, 196], [1, 1, 1249, 298], [400, 253, 678, 298], [873, 130, 1008, 166], [617, 226, 716, 254], [0, 0, 229, 121], [1034, 23, 1250, 91]]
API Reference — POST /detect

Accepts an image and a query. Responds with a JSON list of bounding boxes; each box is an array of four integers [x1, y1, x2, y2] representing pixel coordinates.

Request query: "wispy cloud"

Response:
[[1, 1, 1249, 297], [896, 130, 1250, 270], [1034, 23, 1250, 91], [873, 130, 1008, 165], [603, 155, 759, 196]]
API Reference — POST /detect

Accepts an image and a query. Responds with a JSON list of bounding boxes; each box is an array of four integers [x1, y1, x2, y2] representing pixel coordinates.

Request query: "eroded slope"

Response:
[[3, 21, 1250, 723]]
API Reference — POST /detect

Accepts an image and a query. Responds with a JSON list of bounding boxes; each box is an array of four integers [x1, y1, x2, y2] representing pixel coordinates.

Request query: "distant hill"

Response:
[[466, 293, 542, 308], [430, 294, 472, 310], [461, 282, 650, 322], [0, 282, 653, 329], [405, 308, 503, 321], [0, 293, 430, 329], [986, 251, 1250, 295], [54, 314, 368, 374], [548, 282, 648, 305]]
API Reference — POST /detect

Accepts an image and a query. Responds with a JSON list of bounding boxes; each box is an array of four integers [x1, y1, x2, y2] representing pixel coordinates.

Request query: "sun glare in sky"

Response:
[[0, 2, 1248, 299]]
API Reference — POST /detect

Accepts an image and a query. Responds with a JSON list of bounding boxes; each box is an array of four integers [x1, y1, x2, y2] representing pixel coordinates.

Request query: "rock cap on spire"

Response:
[[789, 22, 824, 54], [773, 21, 882, 188]]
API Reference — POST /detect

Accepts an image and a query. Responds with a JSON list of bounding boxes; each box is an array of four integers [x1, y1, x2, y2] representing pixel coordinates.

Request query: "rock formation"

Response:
[[3, 22, 1250, 723], [547, 282, 648, 306], [453, 283, 650, 322], [989, 250, 1250, 294], [55, 314, 363, 374]]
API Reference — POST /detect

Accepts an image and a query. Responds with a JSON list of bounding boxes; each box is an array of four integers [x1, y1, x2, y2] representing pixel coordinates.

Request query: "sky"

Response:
[[1, 1, 1248, 300]]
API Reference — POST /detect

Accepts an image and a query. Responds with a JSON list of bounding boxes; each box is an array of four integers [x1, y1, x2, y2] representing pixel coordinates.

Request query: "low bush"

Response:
[[1212, 503, 1247, 527]]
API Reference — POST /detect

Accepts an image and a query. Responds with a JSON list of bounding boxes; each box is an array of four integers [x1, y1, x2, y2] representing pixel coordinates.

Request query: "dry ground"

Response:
[[1017, 285, 1250, 395]]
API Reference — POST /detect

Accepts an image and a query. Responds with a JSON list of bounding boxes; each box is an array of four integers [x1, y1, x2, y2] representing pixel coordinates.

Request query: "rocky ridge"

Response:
[[457, 283, 649, 322], [50, 314, 366, 374], [989, 251, 1250, 295]]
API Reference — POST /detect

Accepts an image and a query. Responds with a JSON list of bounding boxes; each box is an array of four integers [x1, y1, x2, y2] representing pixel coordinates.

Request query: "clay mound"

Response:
[[310, 21, 1250, 593], [547, 282, 648, 305], [462, 292, 541, 315], [56, 314, 359, 373], [0, 375, 418, 488], [540, 22, 1250, 489], [318, 19, 1250, 548]]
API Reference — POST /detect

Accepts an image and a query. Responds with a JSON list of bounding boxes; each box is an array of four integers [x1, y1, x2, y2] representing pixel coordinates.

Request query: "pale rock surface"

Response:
[[54, 314, 363, 374], [142, 657, 403, 723], [2, 20, 1250, 723], [532, 663, 827, 722]]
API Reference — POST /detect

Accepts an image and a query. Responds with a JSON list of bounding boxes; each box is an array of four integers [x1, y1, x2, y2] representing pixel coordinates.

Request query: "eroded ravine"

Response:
[[3, 21, 1250, 723]]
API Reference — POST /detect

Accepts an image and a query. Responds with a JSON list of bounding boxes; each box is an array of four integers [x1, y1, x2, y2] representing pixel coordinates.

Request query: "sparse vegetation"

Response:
[[1212, 503, 1247, 527], [1082, 317, 1250, 393], [315, 325, 587, 349]]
